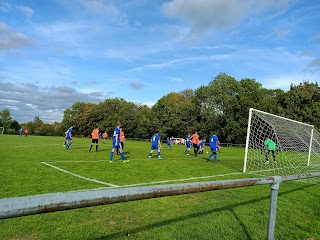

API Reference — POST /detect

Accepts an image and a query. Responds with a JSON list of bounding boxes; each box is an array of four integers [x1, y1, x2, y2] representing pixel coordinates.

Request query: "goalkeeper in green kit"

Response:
[[263, 138, 278, 164]]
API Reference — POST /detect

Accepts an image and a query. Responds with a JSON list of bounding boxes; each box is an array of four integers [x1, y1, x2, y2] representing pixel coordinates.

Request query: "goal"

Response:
[[0, 127, 4, 135], [243, 108, 320, 176]]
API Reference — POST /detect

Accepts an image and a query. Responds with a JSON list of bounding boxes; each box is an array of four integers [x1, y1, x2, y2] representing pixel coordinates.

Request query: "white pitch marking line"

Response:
[[121, 171, 244, 188], [41, 161, 245, 191], [41, 162, 119, 187], [60, 171, 245, 192], [49, 160, 107, 163]]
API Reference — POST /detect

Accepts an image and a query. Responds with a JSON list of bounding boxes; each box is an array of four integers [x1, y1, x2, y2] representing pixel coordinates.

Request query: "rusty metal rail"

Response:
[[1, 172, 320, 240], [0, 177, 274, 219]]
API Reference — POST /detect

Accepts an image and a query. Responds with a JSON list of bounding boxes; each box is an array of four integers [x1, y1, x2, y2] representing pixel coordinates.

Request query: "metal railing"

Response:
[[1, 172, 319, 240]]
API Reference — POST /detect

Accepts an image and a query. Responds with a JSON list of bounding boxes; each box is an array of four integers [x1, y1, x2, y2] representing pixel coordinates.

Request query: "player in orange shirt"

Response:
[[190, 131, 199, 156], [89, 127, 100, 152], [24, 129, 29, 137], [102, 131, 108, 144], [117, 128, 125, 155]]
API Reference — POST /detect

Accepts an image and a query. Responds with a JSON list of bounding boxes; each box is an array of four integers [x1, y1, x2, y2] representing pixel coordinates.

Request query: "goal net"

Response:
[[243, 108, 320, 177], [0, 127, 4, 135]]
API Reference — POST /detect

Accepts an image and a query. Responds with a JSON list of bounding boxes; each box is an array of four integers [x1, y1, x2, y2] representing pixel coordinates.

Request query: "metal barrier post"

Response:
[[267, 176, 282, 240]]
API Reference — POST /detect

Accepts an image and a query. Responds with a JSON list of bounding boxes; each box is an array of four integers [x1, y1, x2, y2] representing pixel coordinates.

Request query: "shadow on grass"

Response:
[[202, 157, 243, 174], [94, 184, 316, 240], [218, 159, 243, 172]]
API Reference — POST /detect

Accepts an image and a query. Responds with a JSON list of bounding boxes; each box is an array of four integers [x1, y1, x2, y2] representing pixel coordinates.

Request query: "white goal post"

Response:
[[243, 108, 320, 176], [0, 127, 4, 135]]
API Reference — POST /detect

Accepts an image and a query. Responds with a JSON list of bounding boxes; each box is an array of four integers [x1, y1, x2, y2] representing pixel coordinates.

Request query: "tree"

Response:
[[33, 116, 43, 124], [135, 105, 155, 139], [62, 102, 92, 136], [193, 85, 220, 140], [152, 92, 197, 138], [10, 120, 20, 133], [196, 73, 281, 143], [179, 89, 194, 99], [279, 81, 320, 130], [0, 108, 13, 134], [206, 73, 242, 142], [97, 98, 140, 138]]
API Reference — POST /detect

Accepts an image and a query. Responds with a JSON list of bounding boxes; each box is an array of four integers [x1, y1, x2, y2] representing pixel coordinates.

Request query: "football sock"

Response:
[[110, 152, 114, 160], [120, 152, 125, 160]]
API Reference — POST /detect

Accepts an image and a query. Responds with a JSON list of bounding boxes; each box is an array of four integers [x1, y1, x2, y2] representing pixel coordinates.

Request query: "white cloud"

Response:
[[79, 0, 128, 26], [0, 1, 11, 12], [171, 77, 183, 82], [303, 59, 320, 73], [0, 22, 36, 50], [26, 103, 37, 109], [162, 0, 290, 37], [16, 5, 34, 17], [35, 21, 89, 44], [130, 82, 145, 90], [0, 82, 106, 123], [127, 53, 234, 72], [0, 2, 34, 17]]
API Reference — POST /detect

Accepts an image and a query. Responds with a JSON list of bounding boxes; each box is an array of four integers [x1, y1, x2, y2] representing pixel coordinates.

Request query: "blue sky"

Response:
[[0, 0, 319, 123]]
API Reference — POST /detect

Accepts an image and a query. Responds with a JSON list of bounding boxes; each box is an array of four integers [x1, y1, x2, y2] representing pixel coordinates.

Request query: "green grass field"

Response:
[[0, 135, 320, 240]]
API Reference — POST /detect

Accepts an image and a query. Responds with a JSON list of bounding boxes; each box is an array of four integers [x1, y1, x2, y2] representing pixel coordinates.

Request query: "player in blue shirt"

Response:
[[19, 128, 23, 137], [110, 121, 129, 163], [65, 126, 73, 150], [164, 136, 173, 149], [149, 133, 163, 160], [207, 132, 219, 163], [184, 134, 191, 155], [198, 138, 206, 154]]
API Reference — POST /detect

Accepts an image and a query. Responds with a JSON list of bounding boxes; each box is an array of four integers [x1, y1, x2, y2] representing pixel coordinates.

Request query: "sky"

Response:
[[0, 0, 320, 124]]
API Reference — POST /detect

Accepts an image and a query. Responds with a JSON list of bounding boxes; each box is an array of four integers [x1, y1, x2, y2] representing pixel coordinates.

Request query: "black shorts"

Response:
[[92, 139, 98, 144]]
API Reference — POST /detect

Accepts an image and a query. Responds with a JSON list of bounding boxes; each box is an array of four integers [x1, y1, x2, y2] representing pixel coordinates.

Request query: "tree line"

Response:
[[1, 73, 320, 144]]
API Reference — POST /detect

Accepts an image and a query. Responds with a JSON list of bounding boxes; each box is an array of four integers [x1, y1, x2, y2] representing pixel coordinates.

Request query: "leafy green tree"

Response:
[[279, 81, 320, 130], [0, 108, 13, 134], [33, 116, 43, 124], [193, 85, 220, 140], [62, 102, 88, 135], [97, 98, 139, 138], [260, 88, 285, 116], [196, 73, 282, 143], [51, 122, 65, 136], [10, 120, 21, 134], [206, 73, 242, 142], [63, 98, 142, 138], [135, 105, 156, 139], [179, 89, 194, 99], [32, 116, 45, 135], [152, 92, 197, 138], [38, 123, 55, 136]]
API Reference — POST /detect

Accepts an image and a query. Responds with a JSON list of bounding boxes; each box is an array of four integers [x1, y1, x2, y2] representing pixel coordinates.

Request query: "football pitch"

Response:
[[0, 135, 320, 240]]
